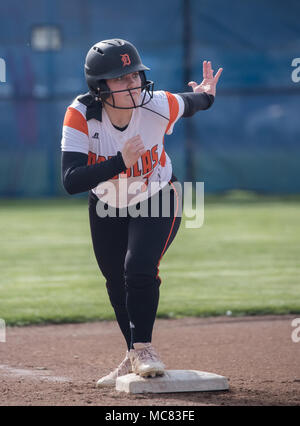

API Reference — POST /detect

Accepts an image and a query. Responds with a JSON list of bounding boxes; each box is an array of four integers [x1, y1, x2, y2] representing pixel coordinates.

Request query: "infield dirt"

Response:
[[0, 315, 299, 406]]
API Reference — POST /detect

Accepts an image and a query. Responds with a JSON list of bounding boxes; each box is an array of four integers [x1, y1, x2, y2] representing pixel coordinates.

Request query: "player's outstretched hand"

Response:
[[121, 135, 146, 169], [188, 61, 223, 97]]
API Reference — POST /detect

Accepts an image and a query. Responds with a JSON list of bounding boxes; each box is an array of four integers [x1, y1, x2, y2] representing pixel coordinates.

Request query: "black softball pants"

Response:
[[88, 178, 182, 350]]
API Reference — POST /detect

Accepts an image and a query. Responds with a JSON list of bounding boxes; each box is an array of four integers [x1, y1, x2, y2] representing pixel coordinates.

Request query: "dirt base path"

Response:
[[0, 315, 299, 406]]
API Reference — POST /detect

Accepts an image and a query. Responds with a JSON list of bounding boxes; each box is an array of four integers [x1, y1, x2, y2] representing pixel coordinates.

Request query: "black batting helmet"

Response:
[[84, 39, 154, 108]]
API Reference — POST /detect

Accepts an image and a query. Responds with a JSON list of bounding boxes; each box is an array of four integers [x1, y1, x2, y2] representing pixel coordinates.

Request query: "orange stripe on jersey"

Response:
[[63, 107, 88, 136], [165, 91, 179, 134]]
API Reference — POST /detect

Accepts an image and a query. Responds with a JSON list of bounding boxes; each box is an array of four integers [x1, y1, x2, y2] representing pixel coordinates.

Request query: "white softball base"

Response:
[[115, 370, 229, 394]]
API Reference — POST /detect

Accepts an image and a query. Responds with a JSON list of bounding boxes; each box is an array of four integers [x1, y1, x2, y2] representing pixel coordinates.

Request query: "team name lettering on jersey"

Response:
[[87, 144, 159, 180]]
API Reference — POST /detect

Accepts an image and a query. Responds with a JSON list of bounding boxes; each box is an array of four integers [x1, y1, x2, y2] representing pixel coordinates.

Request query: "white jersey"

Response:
[[61, 90, 184, 208]]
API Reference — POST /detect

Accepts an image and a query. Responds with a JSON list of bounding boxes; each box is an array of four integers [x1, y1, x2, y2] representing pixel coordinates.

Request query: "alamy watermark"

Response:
[[0, 58, 6, 83], [291, 318, 300, 343], [0, 319, 6, 342], [95, 181, 204, 228], [291, 58, 300, 83]]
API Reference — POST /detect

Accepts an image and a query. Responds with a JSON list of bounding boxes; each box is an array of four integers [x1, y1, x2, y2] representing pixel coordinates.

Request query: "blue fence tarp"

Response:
[[0, 0, 299, 196]]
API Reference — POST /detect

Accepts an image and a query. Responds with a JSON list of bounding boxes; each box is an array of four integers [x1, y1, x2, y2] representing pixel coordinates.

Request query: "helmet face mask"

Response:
[[95, 73, 154, 109], [84, 39, 154, 109]]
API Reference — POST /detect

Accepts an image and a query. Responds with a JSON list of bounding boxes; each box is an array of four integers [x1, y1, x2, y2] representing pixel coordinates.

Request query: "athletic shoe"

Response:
[[96, 351, 132, 387], [129, 342, 165, 378]]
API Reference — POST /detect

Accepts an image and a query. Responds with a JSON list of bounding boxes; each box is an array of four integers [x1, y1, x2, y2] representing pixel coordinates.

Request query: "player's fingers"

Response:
[[126, 137, 142, 149], [206, 61, 211, 78], [203, 60, 208, 79], [214, 68, 223, 83], [135, 146, 145, 155], [129, 135, 141, 144], [131, 137, 142, 144], [132, 145, 146, 157], [188, 81, 198, 90], [133, 142, 145, 154], [207, 61, 214, 79], [132, 138, 144, 147]]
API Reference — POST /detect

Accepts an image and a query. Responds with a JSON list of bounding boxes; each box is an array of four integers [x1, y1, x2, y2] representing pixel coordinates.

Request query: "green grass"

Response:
[[0, 191, 299, 325]]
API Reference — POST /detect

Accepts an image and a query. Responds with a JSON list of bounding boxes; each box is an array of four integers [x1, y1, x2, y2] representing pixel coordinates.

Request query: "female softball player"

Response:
[[61, 39, 222, 387]]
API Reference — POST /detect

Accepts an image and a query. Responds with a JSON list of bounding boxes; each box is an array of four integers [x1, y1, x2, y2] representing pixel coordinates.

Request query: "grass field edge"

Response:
[[3, 307, 300, 327]]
